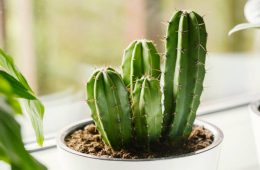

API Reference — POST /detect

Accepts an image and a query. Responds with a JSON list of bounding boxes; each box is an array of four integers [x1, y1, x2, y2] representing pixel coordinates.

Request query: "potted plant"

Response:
[[229, 0, 260, 164], [0, 49, 46, 169], [57, 10, 224, 170]]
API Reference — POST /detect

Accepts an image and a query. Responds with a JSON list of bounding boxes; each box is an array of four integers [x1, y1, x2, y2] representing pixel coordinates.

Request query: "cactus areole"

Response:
[[86, 10, 207, 151]]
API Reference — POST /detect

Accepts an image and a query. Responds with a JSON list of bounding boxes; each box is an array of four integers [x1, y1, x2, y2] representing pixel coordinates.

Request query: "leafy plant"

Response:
[[86, 10, 207, 151], [0, 49, 46, 170]]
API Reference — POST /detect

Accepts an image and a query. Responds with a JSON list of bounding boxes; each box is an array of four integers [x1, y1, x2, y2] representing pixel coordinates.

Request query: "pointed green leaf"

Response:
[[0, 71, 36, 99]]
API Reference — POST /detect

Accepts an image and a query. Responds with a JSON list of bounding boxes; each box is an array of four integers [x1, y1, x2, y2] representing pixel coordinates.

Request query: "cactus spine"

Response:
[[86, 68, 132, 150], [163, 11, 207, 140], [132, 76, 163, 150], [121, 40, 161, 92]]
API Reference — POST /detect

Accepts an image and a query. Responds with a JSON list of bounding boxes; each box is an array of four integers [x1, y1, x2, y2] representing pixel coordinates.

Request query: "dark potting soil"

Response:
[[65, 123, 214, 159]]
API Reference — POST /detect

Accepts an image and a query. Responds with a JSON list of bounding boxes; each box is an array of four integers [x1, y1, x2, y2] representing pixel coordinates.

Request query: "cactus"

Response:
[[86, 67, 132, 150], [163, 11, 207, 141], [121, 40, 161, 92], [86, 10, 207, 151], [132, 76, 163, 150]]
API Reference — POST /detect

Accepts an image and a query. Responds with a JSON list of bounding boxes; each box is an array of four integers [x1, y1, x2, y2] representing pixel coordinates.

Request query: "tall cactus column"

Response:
[[163, 11, 207, 141]]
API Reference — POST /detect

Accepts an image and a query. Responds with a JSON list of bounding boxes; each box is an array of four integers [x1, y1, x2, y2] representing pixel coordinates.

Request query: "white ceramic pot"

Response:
[[57, 119, 223, 170], [249, 101, 260, 165]]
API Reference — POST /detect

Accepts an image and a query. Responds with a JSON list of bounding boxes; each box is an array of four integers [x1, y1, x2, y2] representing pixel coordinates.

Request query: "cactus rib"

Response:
[[87, 71, 111, 146], [162, 11, 182, 137], [122, 41, 137, 87]]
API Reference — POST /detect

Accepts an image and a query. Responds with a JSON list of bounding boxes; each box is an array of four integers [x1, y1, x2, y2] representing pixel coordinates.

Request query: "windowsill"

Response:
[[25, 105, 258, 170]]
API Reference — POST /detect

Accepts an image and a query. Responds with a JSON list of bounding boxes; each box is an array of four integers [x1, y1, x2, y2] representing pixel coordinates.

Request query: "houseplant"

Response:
[[0, 49, 46, 170], [229, 0, 260, 164], [57, 10, 224, 170]]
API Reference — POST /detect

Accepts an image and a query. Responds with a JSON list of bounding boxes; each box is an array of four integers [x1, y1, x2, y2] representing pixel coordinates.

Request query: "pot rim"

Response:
[[57, 118, 223, 162], [249, 101, 260, 116]]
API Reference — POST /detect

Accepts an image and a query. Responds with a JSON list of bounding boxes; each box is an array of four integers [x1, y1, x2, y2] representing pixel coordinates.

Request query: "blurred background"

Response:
[[2, 0, 260, 145], [0, 0, 258, 95]]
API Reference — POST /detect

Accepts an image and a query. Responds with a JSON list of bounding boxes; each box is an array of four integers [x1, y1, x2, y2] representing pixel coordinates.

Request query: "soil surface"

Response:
[[65, 123, 213, 159]]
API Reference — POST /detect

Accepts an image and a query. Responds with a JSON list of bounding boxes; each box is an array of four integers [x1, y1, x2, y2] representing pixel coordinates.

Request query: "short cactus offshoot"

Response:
[[86, 10, 207, 151], [86, 68, 132, 150], [121, 40, 161, 92], [132, 76, 163, 150]]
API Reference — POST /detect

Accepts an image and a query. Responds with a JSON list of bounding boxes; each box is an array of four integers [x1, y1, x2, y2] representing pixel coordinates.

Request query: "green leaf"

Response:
[[0, 71, 36, 100], [0, 49, 32, 90], [0, 49, 44, 145], [0, 76, 22, 114], [22, 100, 45, 145], [0, 144, 9, 163], [229, 23, 260, 35], [0, 108, 47, 170], [4, 97, 22, 114]]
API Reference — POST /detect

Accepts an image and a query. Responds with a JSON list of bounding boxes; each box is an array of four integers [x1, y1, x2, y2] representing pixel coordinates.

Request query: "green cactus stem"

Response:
[[132, 76, 163, 150], [86, 67, 132, 150], [121, 40, 161, 92], [163, 11, 207, 141]]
